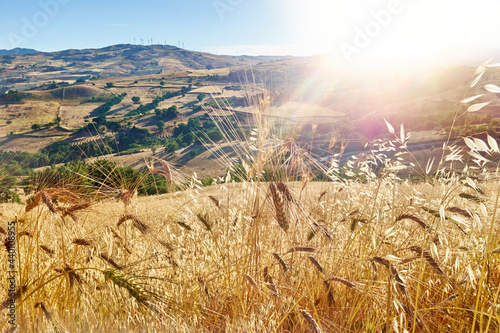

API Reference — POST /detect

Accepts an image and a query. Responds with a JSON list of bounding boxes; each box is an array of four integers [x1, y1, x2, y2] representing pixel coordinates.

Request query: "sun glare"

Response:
[[289, 0, 500, 69]]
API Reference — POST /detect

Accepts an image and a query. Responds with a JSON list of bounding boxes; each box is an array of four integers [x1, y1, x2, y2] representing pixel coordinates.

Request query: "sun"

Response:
[[286, 0, 500, 69]]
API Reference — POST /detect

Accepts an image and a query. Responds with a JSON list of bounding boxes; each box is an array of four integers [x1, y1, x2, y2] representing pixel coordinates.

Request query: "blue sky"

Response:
[[1, 0, 500, 61], [1, 0, 303, 54]]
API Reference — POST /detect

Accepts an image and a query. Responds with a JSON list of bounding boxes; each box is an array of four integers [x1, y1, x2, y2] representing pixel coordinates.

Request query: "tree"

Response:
[[187, 117, 201, 130], [157, 120, 165, 132], [160, 81, 165, 86], [0, 189, 20, 204], [164, 105, 178, 119], [182, 132, 195, 145], [207, 129, 223, 142], [181, 86, 191, 96], [165, 140, 179, 153], [106, 82, 114, 88], [31, 123, 41, 130], [132, 96, 141, 104], [173, 123, 188, 137], [197, 93, 206, 103]]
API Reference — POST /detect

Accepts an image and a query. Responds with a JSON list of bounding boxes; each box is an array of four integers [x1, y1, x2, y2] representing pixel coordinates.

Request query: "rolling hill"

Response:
[[1, 44, 500, 180], [0, 47, 38, 56], [0, 44, 289, 91]]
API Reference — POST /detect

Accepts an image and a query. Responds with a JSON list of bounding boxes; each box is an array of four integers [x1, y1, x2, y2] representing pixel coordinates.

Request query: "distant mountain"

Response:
[[0, 44, 288, 80], [0, 47, 38, 56]]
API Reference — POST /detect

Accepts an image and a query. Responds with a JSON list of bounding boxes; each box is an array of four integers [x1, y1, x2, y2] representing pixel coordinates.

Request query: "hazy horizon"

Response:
[[2, 0, 500, 67]]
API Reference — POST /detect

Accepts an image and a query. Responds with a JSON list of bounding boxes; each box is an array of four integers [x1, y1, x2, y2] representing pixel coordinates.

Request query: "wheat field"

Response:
[[2, 63, 500, 332], [2, 171, 500, 332]]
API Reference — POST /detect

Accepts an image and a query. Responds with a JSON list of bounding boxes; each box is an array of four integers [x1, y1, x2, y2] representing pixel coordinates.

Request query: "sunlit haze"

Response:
[[1, 0, 499, 68]]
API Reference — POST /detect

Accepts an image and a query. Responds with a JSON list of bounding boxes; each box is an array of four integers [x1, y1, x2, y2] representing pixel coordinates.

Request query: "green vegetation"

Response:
[[82, 93, 117, 104], [89, 93, 127, 129], [197, 93, 206, 102], [157, 120, 165, 132], [25, 159, 178, 196], [191, 104, 203, 112], [206, 96, 246, 108], [126, 86, 192, 117], [4, 55, 500, 332], [0, 89, 26, 102], [155, 105, 178, 119], [225, 84, 243, 91], [0, 151, 38, 203]]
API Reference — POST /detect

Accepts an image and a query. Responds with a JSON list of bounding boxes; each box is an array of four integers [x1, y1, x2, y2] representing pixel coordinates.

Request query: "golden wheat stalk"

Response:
[[72, 238, 93, 246], [198, 277, 210, 297], [99, 253, 123, 269], [35, 302, 52, 321], [157, 158, 174, 186], [35, 301, 68, 333], [0, 285, 27, 310], [58, 201, 92, 221], [55, 265, 85, 287], [308, 256, 324, 273], [409, 246, 446, 276], [286, 247, 316, 254], [157, 239, 174, 251], [269, 182, 289, 232], [263, 267, 278, 297], [115, 189, 136, 205], [446, 207, 473, 218], [40, 245, 54, 254], [323, 281, 335, 305], [313, 222, 333, 239], [147, 158, 174, 186], [272, 253, 288, 273], [396, 213, 430, 230], [299, 310, 321, 333], [275, 182, 294, 203], [324, 276, 356, 289], [208, 195, 221, 209], [117, 214, 150, 234], [18, 231, 31, 238], [246, 274, 258, 288], [195, 212, 211, 231], [371, 257, 406, 295]]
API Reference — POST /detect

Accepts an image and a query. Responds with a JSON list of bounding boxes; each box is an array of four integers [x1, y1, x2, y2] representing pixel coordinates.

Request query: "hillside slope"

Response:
[[0, 44, 288, 91]]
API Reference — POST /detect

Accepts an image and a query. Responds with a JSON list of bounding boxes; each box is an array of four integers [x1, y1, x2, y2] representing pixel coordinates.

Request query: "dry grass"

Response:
[[1, 62, 500, 332], [2, 156, 500, 332]]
